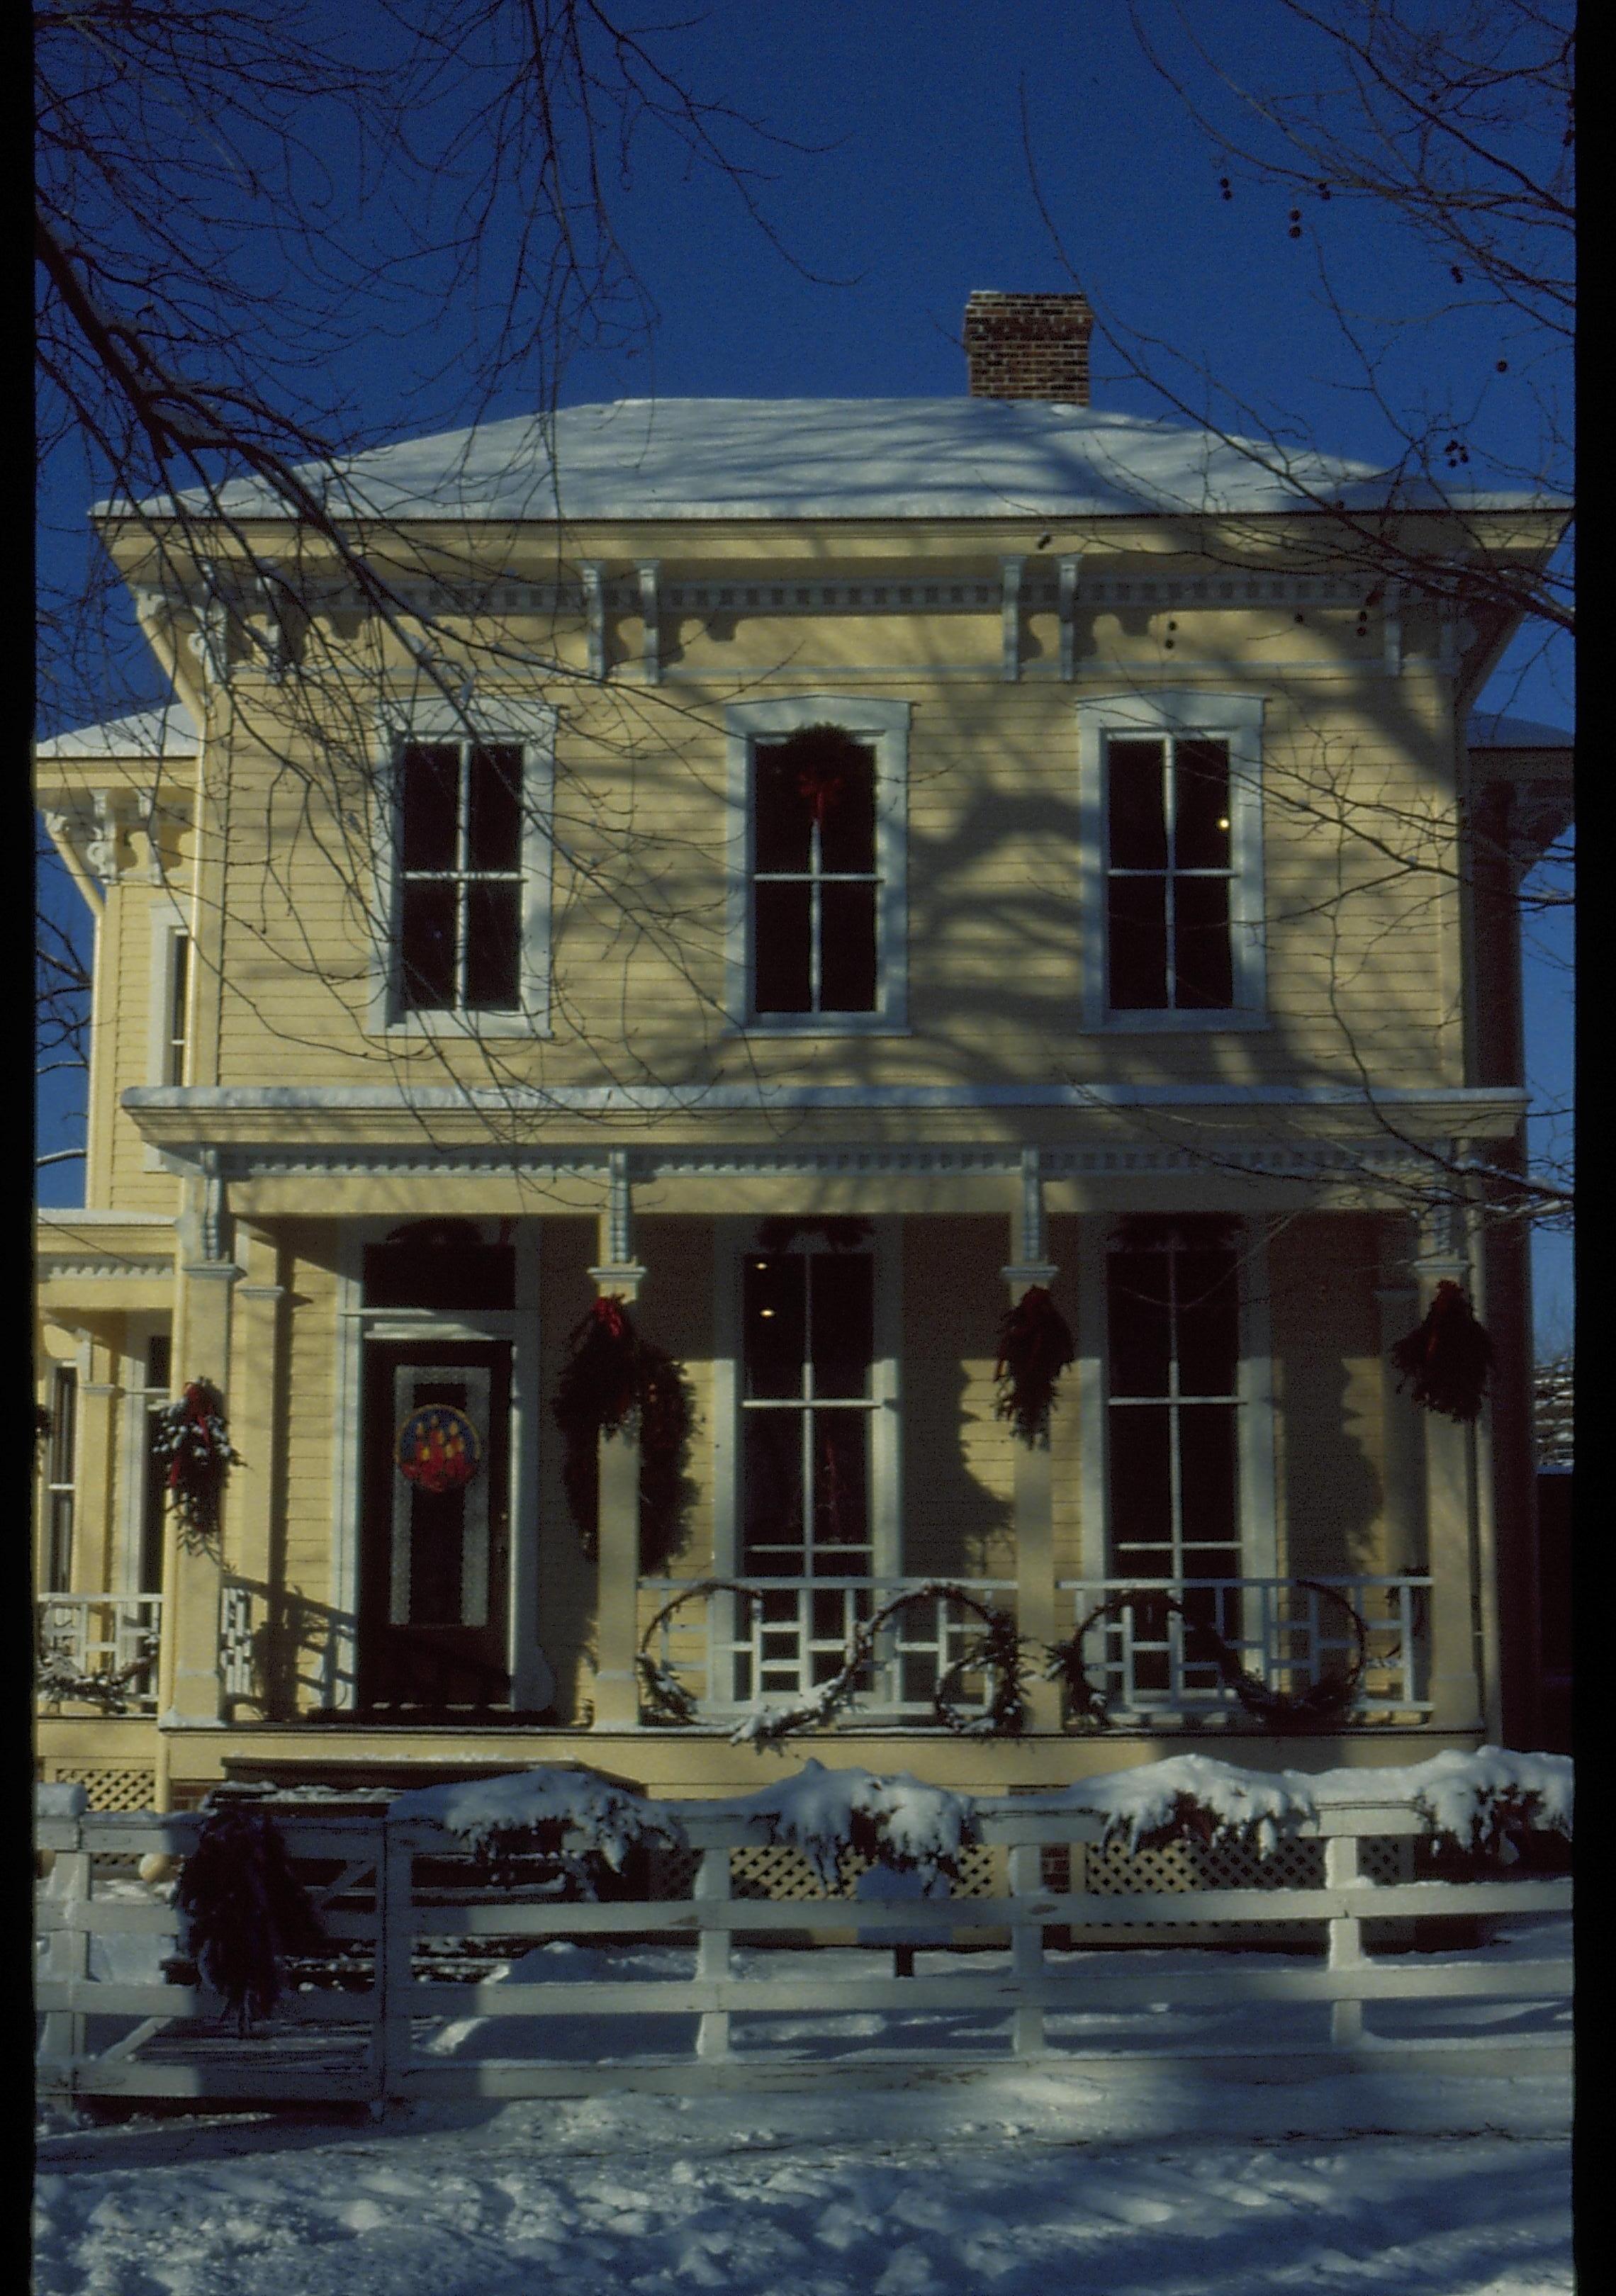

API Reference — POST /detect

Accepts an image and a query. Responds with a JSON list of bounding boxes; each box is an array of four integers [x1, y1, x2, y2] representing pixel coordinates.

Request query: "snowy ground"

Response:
[[33, 2068, 1573, 2296]]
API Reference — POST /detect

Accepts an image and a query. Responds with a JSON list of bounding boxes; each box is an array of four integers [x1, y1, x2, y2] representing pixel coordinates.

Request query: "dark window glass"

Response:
[[45, 1368, 77, 1593], [1107, 1403, 1173, 1570], [400, 745, 459, 870], [167, 935, 191, 1085], [744, 1256, 807, 1397], [742, 1413, 804, 1572], [1107, 877, 1168, 1009], [145, 1335, 172, 1390], [464, 882, 522, 1009], [466, 745, 523, 870], [810, 1254, 874, 1399], [1107, 1249, 1172, 1397], [815, 741, 876, 874], [819, 882, 878, 1011], [753, 882, 813, 1012], [753, 747, 814, 872], [1174, 741, 1231, 870], [1173, 877, 1234, 1008], [1107, 739, 1168, 869], [399, 881, 456, 1008], [1174, 1247, 1240, 1396], [812, 1412, 870, 1555], [1177, 1405, 1240, 1565]]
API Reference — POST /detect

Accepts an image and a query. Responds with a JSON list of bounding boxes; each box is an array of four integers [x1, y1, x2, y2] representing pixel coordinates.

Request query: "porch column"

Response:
[[225, 1226, 288, 1717], [155, 1165, 242, 1797], [1004, 1150, 1064, 1733], [72, 1344, 122, 1594], [1416, 1208, 1483, 1733], [591, 1151, 646, 1731]]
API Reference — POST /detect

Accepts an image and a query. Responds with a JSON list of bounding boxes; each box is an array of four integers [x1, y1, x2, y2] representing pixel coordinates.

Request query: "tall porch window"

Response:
[[741, 1247, 877, 1578], [43, 1366, 77, 1593], [1106, 1222, 1242, 1583]]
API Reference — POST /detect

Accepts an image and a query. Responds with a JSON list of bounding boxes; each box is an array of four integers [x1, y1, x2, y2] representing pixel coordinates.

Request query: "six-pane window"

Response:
[[751, 727, 880, 1015], [1106, 735, 1236, 1009], [396, 741, 524, 1013]]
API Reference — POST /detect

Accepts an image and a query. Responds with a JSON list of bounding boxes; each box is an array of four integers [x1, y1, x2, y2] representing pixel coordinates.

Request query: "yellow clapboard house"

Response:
[[35, 294, 1571, 1811]]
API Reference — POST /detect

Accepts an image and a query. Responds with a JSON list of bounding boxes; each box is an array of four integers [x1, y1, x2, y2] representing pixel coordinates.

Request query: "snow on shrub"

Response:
[[389, 1767, 687, 1893], [1308, 1748, 1573, 1862], [1034, 1753, 1315, 1859], [722, 1760, 976, 1891]]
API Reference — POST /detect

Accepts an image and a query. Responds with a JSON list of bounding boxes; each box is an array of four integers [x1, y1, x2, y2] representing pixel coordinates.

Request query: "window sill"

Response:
[[725, 1018, 913, 1039], [375, 1011, 554, 1040]]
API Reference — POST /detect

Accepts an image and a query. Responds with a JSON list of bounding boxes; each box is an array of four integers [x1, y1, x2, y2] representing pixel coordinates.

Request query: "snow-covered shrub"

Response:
[[1038, 1754, 1315, 1859], [723, 1760, 976, 1891], [390, 1767, 687, 1895], [1309, 1748, 1573, 1863]]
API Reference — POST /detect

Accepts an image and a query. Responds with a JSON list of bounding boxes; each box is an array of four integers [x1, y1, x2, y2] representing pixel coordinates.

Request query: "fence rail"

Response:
[[1059, 1576, 1432, 1719], [35, 1789, 1569, 2104]]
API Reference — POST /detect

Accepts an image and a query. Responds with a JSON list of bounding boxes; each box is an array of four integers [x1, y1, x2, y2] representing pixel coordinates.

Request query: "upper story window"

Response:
[[373, 698, 556, 1035], [164, 932, 191, 1083], [1077, 693, 1266, 1029], [726, 697, 910, 1032], [397, 741, 523, 1013]]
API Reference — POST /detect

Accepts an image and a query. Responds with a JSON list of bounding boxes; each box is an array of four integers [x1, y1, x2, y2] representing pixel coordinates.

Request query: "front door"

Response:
[[359, 1341, 512, 1711]]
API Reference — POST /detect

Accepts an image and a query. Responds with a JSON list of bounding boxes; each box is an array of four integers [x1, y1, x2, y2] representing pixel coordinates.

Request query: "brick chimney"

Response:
[[963, 290, 1094, 405]]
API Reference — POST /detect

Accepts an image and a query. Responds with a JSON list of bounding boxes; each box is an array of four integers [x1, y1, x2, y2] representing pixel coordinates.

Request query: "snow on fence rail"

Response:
[[35, 1759, 1572, 2106]]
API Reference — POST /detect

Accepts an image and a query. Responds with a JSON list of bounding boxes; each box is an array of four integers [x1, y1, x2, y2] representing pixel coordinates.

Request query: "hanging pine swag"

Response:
[[553, 1297, 696, 1575], [151, 1379, 242, 1548], [994, 1285, 1076, 1446], [1390, 1281, 1495, 1423], [170, 1800, 325, 2032]]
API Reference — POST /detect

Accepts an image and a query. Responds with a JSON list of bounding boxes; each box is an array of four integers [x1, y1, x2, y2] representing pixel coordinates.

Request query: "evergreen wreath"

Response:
[[170, 1800, 325, 2032], [1048, 1582, 1370, 1734], [553, 1296, 695, 1574], [150, 1379, 241, 1548], [994, 1285, 1076, 1446], [1390, 1281, 1495, 1422]]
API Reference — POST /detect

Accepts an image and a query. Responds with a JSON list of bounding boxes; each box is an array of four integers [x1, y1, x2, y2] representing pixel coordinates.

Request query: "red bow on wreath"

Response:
[[796, 762, 846, 824]]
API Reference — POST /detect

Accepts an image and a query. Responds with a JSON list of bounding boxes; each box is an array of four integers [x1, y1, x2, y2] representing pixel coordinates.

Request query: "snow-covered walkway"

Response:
[[34, 2069, 1571, 2295]]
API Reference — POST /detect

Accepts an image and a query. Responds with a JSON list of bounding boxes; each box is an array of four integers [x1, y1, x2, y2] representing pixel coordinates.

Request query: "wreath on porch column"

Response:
[[150, 1379, 242, 1550], [1390, 1281, 1494, 1422], [552, 1297, 695, 1575], [993, 1285, 1076, 1446]]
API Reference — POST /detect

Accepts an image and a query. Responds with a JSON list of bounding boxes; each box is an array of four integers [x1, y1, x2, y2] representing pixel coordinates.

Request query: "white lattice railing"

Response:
[[1058, 1575, 1432, 1720], [641, 1578, 1019, 1721], [35, 1596, 164, 1713]]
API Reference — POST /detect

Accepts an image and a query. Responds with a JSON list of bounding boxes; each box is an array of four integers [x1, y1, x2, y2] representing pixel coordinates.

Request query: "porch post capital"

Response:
[[588, 1262, 647, 1303]]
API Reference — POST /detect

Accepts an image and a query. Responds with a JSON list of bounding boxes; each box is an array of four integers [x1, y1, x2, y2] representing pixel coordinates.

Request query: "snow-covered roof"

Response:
[[116, 398, 1562, 526], [1467, 712, 1573, 750], [34, 704, 199, 762]]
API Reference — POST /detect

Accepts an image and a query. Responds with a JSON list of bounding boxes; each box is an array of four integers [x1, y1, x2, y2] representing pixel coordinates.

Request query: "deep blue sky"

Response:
[[35, 0, 1572, 1332]]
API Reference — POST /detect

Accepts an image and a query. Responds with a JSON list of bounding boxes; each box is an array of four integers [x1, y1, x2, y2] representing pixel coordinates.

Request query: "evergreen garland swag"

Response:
[[171, 1801, 325, 2032], [994, 1285, 1076, 1446], [150, 1379, 241, 1547], [553, 1296, 695, 1573], [1390, 1281, 1495, 1423]]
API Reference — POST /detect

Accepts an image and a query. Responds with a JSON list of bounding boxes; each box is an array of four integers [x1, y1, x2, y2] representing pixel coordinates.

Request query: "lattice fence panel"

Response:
[[1079, 1835, 1328, 1894], [727, 1842, 999, 1902], [43, 1765, 158, 1813]]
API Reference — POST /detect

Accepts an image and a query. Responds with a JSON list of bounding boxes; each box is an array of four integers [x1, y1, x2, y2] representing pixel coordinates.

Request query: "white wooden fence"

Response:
[[35, 1795, 1571, 2105]]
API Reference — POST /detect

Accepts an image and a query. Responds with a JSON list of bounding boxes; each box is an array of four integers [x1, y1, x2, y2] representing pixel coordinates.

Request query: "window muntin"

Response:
[[43, 1366, 77, 1593], [1105, 1227, 1242, 1586], [396, 741, 524, 1015], [751, 728, 880, 1016], [1106, 735, 1235, 1011], [740, 1247, 877, 1578]]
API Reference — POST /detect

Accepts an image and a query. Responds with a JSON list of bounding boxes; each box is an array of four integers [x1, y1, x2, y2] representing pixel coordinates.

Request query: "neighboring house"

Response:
[[34, 293, 1572, 1812]]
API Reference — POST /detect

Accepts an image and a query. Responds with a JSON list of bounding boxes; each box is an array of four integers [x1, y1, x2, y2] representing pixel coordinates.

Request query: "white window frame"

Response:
[[724, 695, 910, 1034], [369, 695, 556, 1037], [1077, 1217, 1277, 1585], [1076, 691, 1267, 1030]]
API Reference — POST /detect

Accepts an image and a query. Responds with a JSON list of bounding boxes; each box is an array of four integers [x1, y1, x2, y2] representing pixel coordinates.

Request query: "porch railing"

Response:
[[1057, 1575, 1432, 1721], [35, 1595, 164, 1713], [641, 1577, 1019, 1723]]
